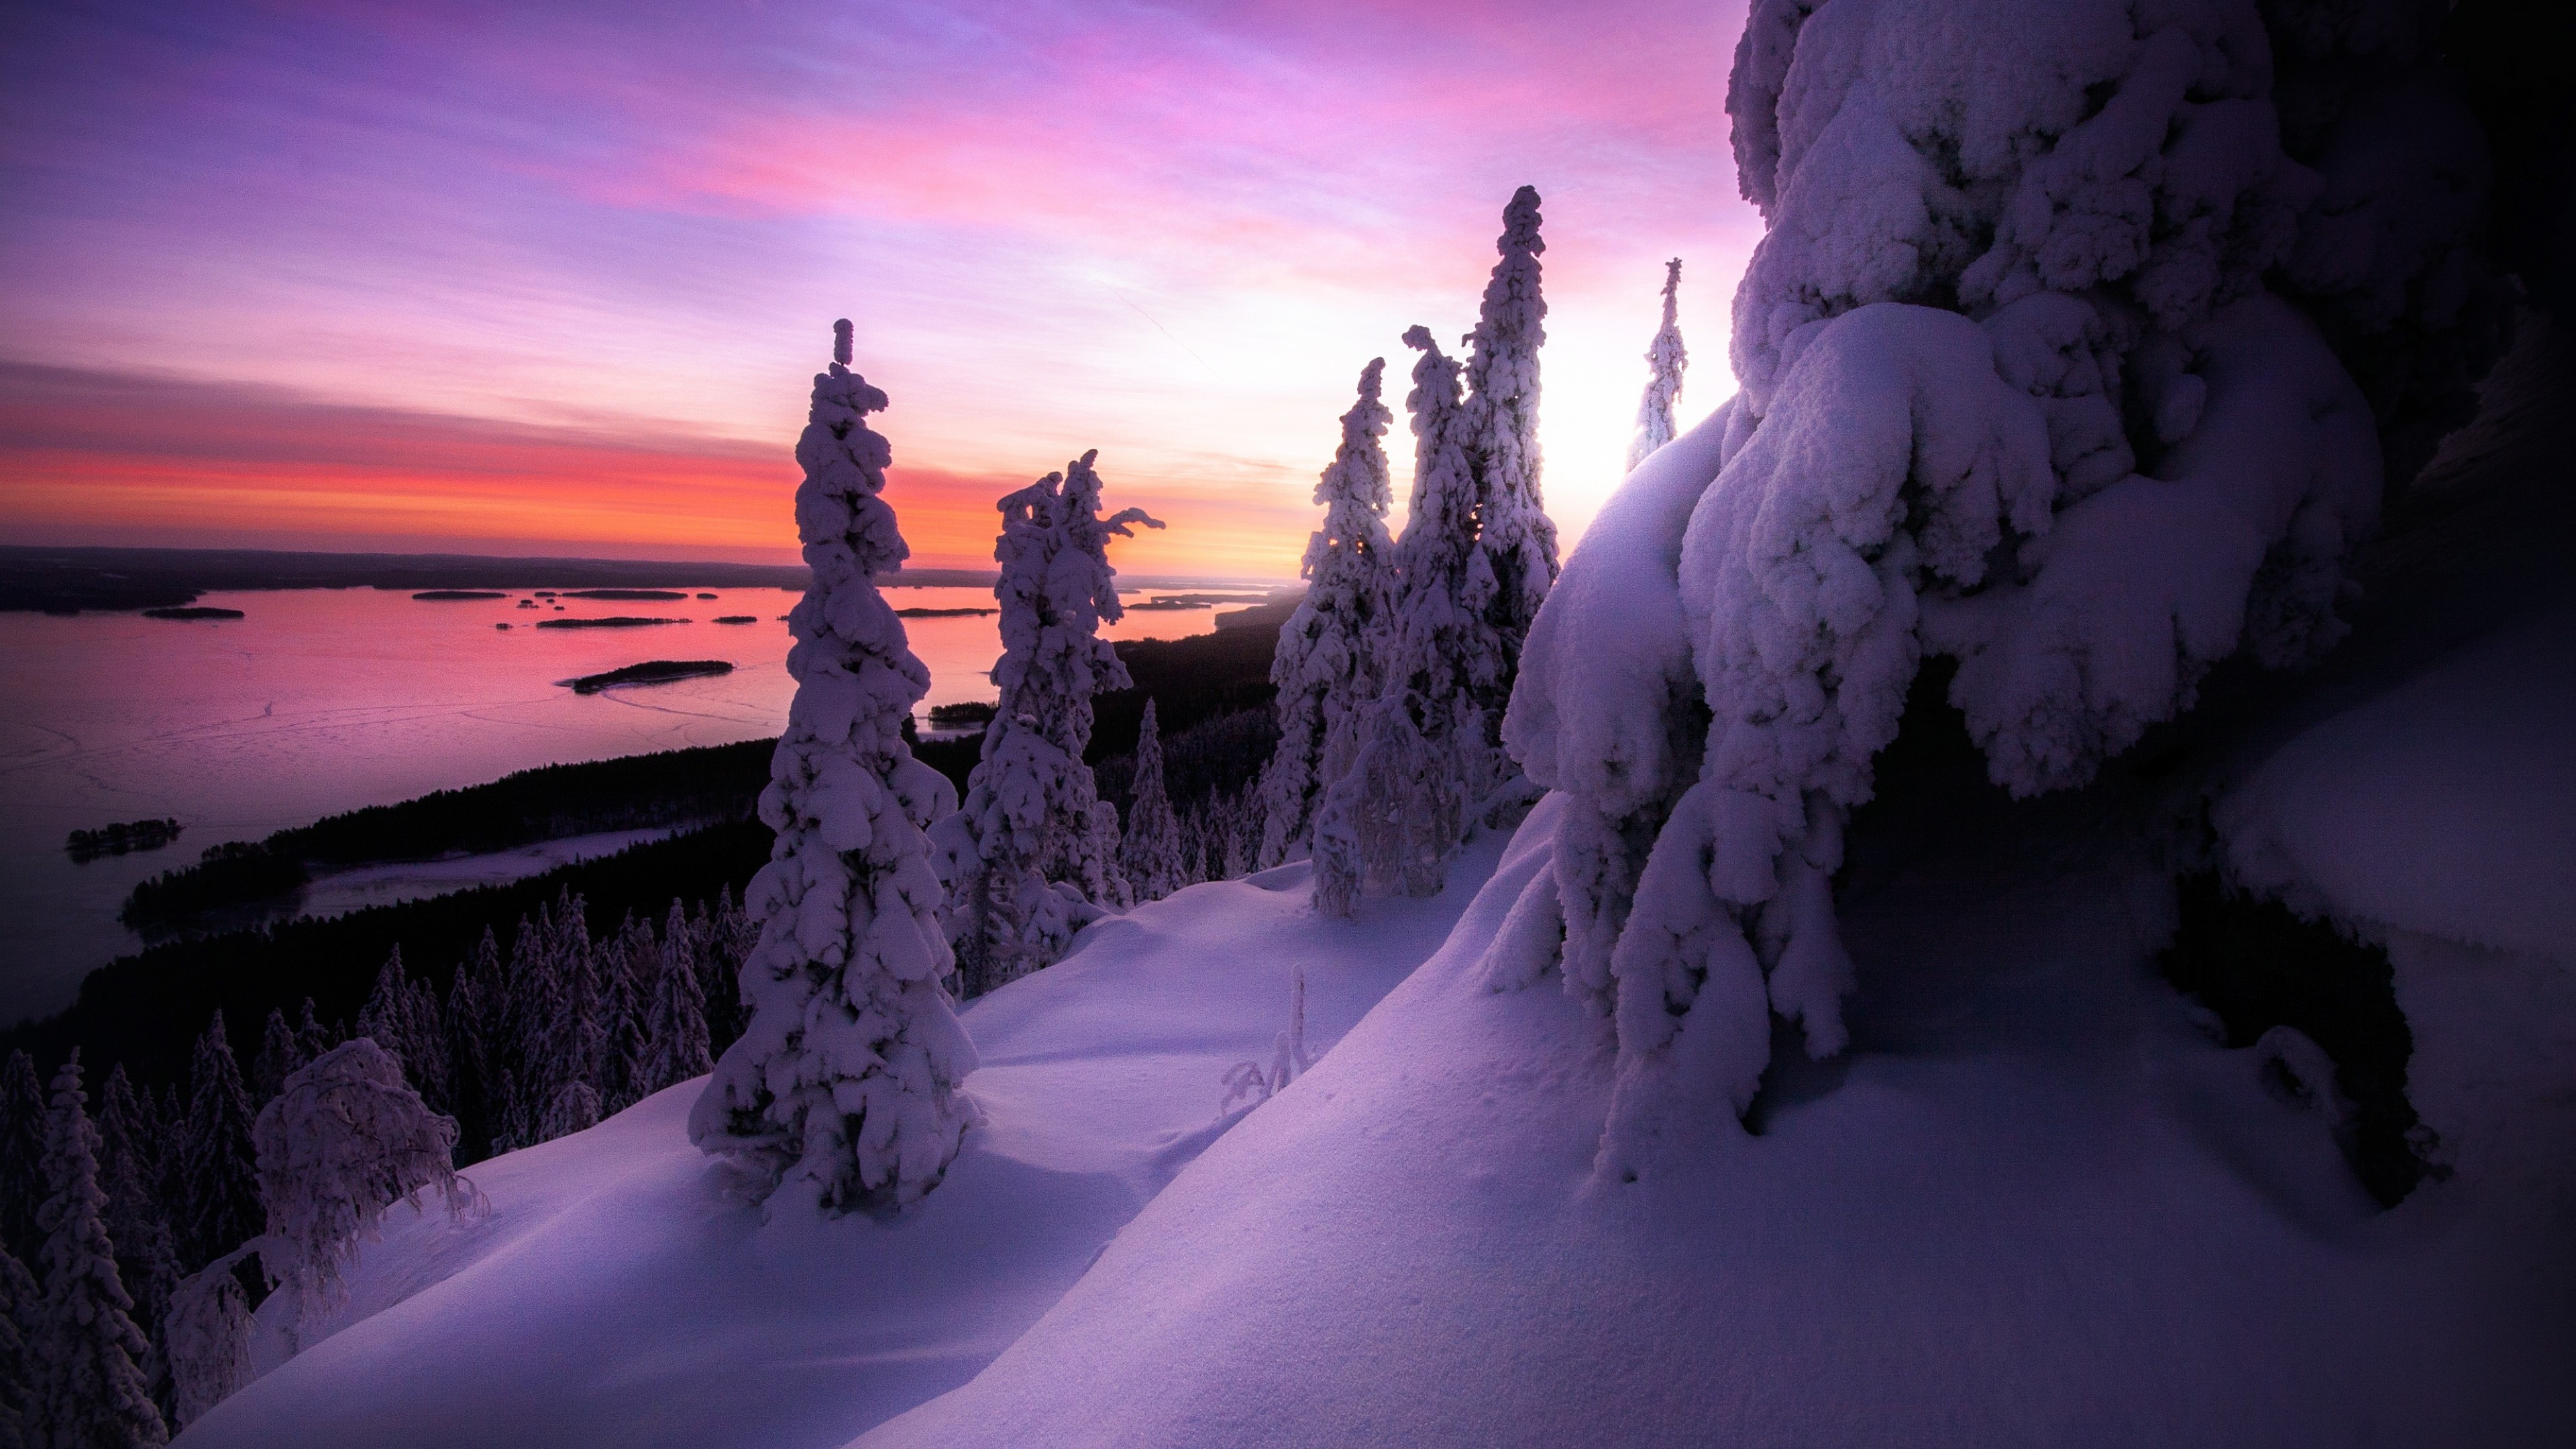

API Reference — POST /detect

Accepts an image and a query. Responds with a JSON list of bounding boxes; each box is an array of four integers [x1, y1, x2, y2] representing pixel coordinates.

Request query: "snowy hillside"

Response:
[[172, 327, 2573, 1447], [170, 844, 1507, 1449], [853, 334, 2576, 1449]]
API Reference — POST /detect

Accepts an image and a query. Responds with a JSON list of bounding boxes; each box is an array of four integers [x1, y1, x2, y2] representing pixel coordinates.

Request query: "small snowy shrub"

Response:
[[692, 325, 977, 1215], [1220, 966, 1313, 1115], [1503, 0, 2505, 1180], [252, 1039, 474, 1334]]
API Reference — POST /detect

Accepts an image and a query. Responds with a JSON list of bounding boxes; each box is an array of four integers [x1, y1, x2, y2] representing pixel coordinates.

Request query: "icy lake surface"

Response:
[[0, 584, 1234, 1024]]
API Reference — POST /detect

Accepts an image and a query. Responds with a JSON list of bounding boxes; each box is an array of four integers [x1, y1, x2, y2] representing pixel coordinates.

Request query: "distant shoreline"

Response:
[[0, 544, 1291, 614]]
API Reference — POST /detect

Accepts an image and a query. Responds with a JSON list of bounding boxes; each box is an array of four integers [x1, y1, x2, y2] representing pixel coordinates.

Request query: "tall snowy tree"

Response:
[[1315, 325, 1486, 912], [1257, 358, 1397, 869], [1458, 182, 1559, 698], [443, 941, 495, 1161], [690, 321, 978, 1214], [599, 912, 656, 1110], [251, 1008, 302, 1108], [638, 900, 713, 1098], [536, 894, 604, 1140], [93, 1067, 178, 1348], [33, 1055, 168, 1449], [174, 1014, 262, 1271], [0, 1246, 34, 1449], [1118, 700, 1186, 903], [1627, 258, 1686, 472], [292, 998, 333, 1064], [1497, 0, 2507, 1183], [252, 1040, 472, 1348], [0, 1053, 43, 1267], [932, 450, 1162, 996], [357, 947, 449, 1112]]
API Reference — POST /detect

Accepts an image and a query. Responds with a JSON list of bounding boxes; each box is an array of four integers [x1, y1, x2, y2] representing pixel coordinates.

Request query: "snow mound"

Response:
[[172, 850, 1505, 1449]]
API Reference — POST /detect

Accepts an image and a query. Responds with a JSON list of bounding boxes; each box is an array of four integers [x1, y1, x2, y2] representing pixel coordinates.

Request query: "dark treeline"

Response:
[[122, 739, 777, 926], [5, 820, 774, 1095]]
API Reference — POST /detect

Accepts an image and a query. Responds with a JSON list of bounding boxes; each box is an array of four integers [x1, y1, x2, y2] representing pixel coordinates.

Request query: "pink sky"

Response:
[[0, 0, 1762, 577]]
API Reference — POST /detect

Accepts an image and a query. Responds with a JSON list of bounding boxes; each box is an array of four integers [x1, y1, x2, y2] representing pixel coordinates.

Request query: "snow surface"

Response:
[[859, 788, 2574, 1448], [172, 843, 1507, 1449]]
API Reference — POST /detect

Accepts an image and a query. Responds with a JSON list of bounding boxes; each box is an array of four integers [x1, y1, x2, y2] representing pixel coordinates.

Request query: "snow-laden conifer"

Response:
[[95, 1067, 178, 1346], [1317, 328, 1488, 912], [690, 324, 976, 1215], [1258, 358, 1396, 868], [0, 1053, 42, 1266], [34, 1055, 168, 1448], [175, 1014, 262, 1270], [1627, 258, 1686, 472], [251, 1039, 473, 1349], [0, 1246, 34, 1449], [252, 1008, 301, 1108], [357, 947, 448, 1112], [1459, 183, 1558, 690], [639, 900, 714, 1097], [162, 1250, 250, 1432], [1119, 700, 1187, 903], [293, 998, 333, 1064], [600, 912, 657, 1110], [1499, 0, 2503, 1182], [932, 451, 1162, 996]]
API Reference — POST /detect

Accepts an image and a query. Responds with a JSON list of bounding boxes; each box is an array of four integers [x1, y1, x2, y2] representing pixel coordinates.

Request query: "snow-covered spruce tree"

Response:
[[1500, 0, 2510, 1182], [1315, 329, 1483, 913], [1119, 700, 1187, 903], [0, 1052, 42, 1265], [599, 912, 656, 1110], [638, 900, 714, 1097], [532, 894, 603, 1142], [0, 1246, 34, 1449], [932, 451, 1163, 996], [357, 947, 449, 1113], [175, 1014, 262, 1270], [1458, 182, 1558, 709], [689, 322, 976, 1215], [34, 1055, 168, 1448], [162, 1251, 250, 1433], [293, 998, 333, 1065], [252, 1039, 472, 1347], [1627, 258, 1686, 472], [95, 1067, 178, 1348], [251, 1008, 301, 1108], [1256, 358, 1397, 869]]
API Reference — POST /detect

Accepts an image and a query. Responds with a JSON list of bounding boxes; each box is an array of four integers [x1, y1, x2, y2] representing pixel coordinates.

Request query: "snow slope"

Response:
[[173, 839, 1508, 1449], [855, 333, 2576, 1448], [859, 794, 2571, 1448]]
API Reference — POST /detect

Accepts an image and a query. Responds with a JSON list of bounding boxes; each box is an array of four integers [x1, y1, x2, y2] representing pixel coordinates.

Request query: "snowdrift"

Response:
[[171, 849, 1506, 1449]]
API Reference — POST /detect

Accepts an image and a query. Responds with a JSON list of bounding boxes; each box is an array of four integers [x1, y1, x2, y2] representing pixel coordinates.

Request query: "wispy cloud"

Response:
[[0, 0, 1760, 572]]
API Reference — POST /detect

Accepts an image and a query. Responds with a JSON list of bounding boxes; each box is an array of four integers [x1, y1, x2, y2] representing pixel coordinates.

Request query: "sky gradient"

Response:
[[1, 0, 1761, 577]]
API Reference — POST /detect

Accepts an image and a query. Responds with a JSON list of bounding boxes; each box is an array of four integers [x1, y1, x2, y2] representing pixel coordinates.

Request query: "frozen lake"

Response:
[[0, 582, 1247, 1025]]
